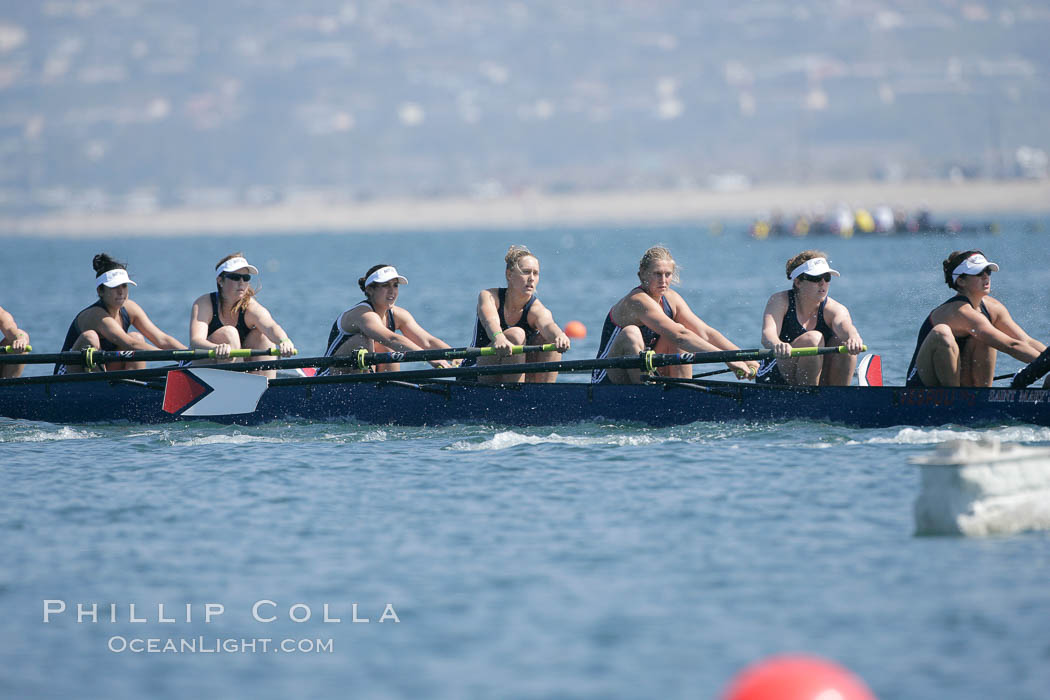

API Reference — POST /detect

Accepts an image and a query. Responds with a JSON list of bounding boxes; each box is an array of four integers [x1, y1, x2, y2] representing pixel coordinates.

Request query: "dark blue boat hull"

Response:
[[2, 379, 1049, 428]]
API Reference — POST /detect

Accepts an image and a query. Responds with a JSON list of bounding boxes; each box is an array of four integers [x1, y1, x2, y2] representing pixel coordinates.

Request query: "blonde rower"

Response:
[[189, 253, 297, 379], [591, 246, 757, 384], [460, 245, 571, 383], [0, 305, 30, 378]]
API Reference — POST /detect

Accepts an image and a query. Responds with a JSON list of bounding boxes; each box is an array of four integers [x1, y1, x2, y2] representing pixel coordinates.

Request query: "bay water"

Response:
[[2, 217, 1049, 699]]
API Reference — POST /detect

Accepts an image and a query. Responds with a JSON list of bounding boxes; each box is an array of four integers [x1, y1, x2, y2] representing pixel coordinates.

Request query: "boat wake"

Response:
[[851, 425, 1050, 446], [448, 430, 676, 451], [165, 432, 291, 447], [0, 424, 99, 442], [912, 438, 1050, 536]]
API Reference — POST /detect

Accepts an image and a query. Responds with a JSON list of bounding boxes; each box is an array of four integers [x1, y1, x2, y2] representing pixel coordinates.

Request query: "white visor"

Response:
[[364, 266, 408, 287], [95, 268, 137, 288], [951, 253, 999, 282], [215, 257, 260, 276], [789, 257, 840, 280]]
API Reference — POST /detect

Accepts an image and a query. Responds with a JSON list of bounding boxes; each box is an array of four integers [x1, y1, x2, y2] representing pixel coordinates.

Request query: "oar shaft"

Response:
[[0, 347, 286, 365], [351, 343, 555, 368]]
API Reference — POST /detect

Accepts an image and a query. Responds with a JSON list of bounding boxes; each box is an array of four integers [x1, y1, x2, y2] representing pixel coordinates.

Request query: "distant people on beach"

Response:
[[749, 206, 996, 239]]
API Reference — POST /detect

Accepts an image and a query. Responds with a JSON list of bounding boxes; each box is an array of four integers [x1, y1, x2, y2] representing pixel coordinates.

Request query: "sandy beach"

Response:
[[1, 179, 1047, 237]]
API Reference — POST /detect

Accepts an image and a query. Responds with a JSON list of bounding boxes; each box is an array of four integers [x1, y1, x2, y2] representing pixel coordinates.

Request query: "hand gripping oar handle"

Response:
[[348, 343, 557, 369], [0, 347, 293, 366], [1009, 346, 1050, 389], [269, 345, 866, 387], [0, 344, 32, 354]]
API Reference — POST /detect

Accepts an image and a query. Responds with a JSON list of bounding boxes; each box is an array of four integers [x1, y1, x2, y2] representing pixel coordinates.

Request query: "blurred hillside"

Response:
[[0, 1, 1046, 216]]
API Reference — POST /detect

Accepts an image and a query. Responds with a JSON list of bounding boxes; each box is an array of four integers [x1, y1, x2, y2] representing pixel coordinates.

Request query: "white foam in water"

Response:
[[449, 430, 673, 451], [168, 433, 289, 447], [0, 426, 99, 442], [912, 438, 1050, 536], [853, 425, 1050, 446]]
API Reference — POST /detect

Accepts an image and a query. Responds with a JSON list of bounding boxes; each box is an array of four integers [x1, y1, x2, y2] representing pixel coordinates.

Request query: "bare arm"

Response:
[[393, 308, 453, 368], [527, 300, 570, 352], [244, 302, 295, 356], [947, 304, 1041, 363], [0, 306, 29, 351], [668, 292, 742, 352], [476, 288, 514, 356], [760, 292, 793, 359], [352, 307, 421, 352], [988, 298, 1046, 356], [125, 301, 186, 350], [824, 299, 864, 354], [189, 296, 216, 348]]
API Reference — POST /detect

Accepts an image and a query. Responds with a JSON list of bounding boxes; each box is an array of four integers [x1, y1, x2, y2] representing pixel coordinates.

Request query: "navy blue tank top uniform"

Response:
[[459, 288, 538, 379], [54, 299, 131, 375], [755, 289, 834, 385], [905, 294, 991, 387], [591, 289, 673, 384], [207, 292, 252, 344], [318, 300, 396, 376]]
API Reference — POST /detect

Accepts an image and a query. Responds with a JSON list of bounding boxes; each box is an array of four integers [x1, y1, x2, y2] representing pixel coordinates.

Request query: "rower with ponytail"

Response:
[[54, 253, 186, 375]]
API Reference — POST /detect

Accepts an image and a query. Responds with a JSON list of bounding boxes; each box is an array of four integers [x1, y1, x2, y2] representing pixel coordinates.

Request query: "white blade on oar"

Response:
[[162, 368, 268, 416]]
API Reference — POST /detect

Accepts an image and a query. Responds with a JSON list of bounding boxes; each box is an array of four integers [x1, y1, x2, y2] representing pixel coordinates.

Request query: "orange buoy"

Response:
[[723, 655, 876, 700], [564, 320, 587, 339]]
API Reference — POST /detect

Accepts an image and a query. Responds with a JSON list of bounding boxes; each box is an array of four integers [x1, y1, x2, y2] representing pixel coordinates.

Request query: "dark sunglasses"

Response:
[[799, 273, 832, 283], [961, 269, 992, 278], [221, 272, 252, 282]]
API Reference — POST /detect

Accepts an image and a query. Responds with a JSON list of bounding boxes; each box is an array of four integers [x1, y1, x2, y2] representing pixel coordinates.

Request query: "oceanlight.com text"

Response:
[[107, 636, 334, 654]]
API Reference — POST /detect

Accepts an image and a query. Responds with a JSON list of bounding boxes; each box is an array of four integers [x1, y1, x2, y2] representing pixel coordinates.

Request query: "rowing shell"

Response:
[[1, 376, 1048, 428]]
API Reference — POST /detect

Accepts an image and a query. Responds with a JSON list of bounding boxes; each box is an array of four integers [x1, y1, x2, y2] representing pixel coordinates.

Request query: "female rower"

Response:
[[0, 305, 30, 378], [54, 254, 186, 374], [320, 264, 456, 376], [906, 250, 1045, 387], [460, 245, 571, 383], [591, 246, 757, 384], [189, 253, 297, 379], [756, 251, 864, 386]]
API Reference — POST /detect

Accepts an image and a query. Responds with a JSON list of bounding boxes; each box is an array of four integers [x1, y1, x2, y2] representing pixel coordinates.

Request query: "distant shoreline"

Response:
[[1, 179, 1047, 237]]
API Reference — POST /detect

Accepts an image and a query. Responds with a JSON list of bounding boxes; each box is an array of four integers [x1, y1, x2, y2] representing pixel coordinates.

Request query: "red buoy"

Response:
[[723, 655, 876, 700], [564, 320, 587, 339]]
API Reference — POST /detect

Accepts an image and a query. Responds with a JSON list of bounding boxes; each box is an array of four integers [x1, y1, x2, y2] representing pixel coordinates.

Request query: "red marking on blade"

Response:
[[163, 370, 211, 413], [301, 367, 317, 377], [865, 354, 883, 386]]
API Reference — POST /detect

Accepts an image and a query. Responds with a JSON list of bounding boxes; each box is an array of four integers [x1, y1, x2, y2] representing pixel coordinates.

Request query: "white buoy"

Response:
[[911, 438, 1050, 536]]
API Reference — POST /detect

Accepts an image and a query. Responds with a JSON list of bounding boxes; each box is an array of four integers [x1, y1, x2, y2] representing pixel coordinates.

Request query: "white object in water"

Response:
[[911, 438, 1050, 536]]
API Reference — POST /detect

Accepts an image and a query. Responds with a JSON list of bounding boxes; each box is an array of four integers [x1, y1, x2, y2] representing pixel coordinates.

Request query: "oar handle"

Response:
[[0, 344, 32, 354], [351, 343, 556, 368], [788, 345, 866, 357]]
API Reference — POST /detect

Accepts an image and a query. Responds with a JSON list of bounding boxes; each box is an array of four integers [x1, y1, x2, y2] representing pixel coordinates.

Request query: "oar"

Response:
[[0, 347, 290, 366], [0, 345, 860, 391], [1007, 347, 1050, 389], [156, 343, 554, 374], [693, 368, 733, 379], [266, 345, 862, 388], [340, 343, 555, 369], [0, 345, 32, 353]]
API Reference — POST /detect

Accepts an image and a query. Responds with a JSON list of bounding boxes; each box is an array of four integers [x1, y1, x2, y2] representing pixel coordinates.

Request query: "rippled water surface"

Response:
[[3, 220, 1050, 699]]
